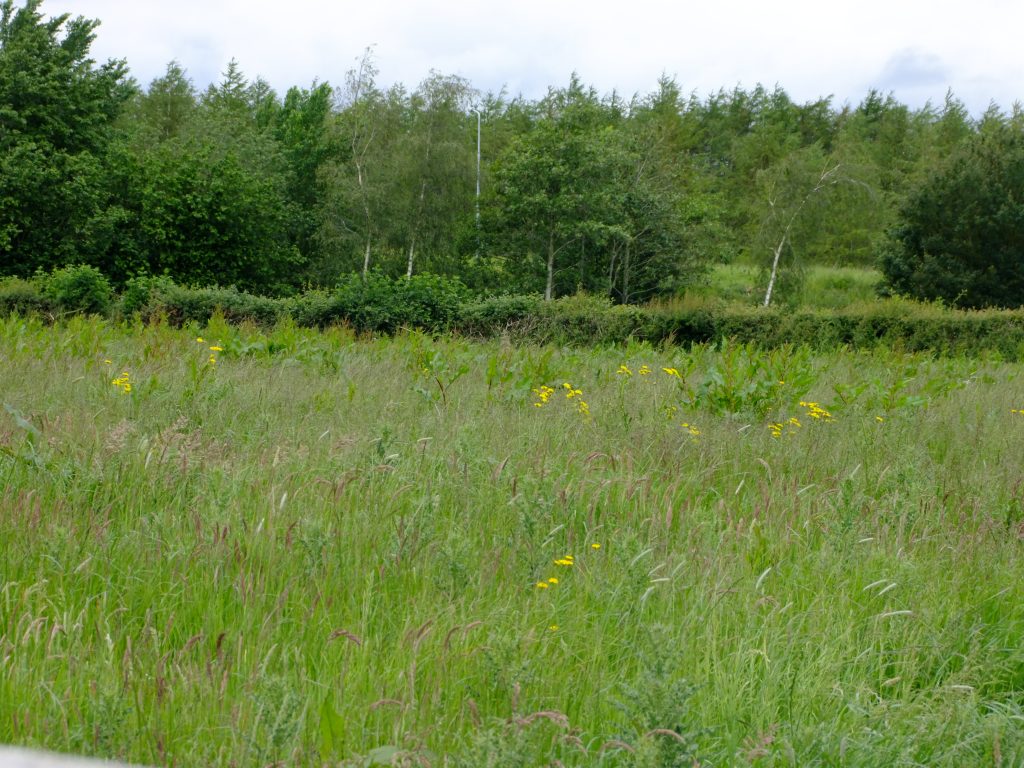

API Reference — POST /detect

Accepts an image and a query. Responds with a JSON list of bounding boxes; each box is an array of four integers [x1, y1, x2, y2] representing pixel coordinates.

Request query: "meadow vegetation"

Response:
[[3, 314, 1024, 766]]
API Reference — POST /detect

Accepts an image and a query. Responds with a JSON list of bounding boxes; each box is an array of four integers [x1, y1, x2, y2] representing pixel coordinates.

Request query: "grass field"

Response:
[[2, 314, 1024, 767], [691, 264, 883, 308]]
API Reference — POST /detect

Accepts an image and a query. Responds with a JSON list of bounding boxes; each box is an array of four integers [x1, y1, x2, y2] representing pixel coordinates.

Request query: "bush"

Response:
[[457, 294, 544, 337], [332, 273, 468, 333], [880, 123, 1024, 309], [119, 275, 287, 326], [0, 276, 50, 315], [40, 264, 112, 315]]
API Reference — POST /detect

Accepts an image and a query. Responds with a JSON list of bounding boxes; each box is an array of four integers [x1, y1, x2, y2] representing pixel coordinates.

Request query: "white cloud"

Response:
[[42, 0, 1024, 113]]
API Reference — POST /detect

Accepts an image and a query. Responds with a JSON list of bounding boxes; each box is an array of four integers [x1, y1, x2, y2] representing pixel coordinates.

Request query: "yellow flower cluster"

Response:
[[616, 364, 633, 377], [1012, 409, 1024, 415], [662, 367, 682, 378], [111, 371, 132, 394], [680, 421, 701, 437], [536, 554, 574, 589], [562, 382, 590, 417], [532, 385, 555, 407], [768, 416, 802, 438], [800, 401, 834, 422], [638, 364, 652, 375]]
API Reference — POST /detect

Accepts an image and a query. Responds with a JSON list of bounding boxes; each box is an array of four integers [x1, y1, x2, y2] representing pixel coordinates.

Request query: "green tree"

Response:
[[316, 50, 404, 280], [484, 77, 628, 300], [0, 0, 134, 276], [392, 72, 477, 278], [880, 120, 1024, 308]]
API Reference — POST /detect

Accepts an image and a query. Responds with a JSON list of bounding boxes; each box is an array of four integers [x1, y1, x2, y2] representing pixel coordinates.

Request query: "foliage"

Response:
[[880, 121, 1024, 308], [39, 264, 113, 315], [0, 276, 48, 315], [0, 0, 134, 275]]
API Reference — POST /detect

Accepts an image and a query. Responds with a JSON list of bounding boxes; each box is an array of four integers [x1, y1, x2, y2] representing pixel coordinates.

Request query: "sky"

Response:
[[43, 0, 1024, 115]]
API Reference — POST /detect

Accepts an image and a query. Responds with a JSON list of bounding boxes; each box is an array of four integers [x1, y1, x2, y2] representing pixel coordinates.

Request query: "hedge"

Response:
[[3, 269, 1024, 359]]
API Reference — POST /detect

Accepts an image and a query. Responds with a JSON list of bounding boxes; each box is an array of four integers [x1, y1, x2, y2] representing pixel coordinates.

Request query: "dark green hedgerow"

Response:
[[3, 269, 1024, 359]]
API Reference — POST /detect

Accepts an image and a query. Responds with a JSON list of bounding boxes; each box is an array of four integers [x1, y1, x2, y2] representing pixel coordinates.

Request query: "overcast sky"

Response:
[[44, 0, 1024, 115]]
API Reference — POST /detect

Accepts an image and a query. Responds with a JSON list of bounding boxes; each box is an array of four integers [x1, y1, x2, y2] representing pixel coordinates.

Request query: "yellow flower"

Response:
[[209, 345, 223, 352], [548, 577, 559, 584], [616, 364, 633, 376], [196, 337, 204, 343], [555, 558, 574, 567], [535, 582, 549, 589], [103, 359, 112, 365], [876, 415, 885, 422], [638, 364, 651, 375], [591, 543, 601, 549], [662, 367, 681, 378], [208, 354, 217, 365], [549, 625, 559, 632]]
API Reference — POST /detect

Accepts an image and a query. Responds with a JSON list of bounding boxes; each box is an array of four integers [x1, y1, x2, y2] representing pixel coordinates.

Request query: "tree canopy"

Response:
[[1, 0, 1016, 306]]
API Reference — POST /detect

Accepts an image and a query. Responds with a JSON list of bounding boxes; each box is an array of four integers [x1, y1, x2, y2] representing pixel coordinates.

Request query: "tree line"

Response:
[[3, 0, 1023, 307]]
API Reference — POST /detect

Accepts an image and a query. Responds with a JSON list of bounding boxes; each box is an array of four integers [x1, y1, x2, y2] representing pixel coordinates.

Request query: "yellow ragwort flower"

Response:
[[616, 364, 633, 376], [638, 364, 651, 375], [591, 543, 601, 550], [196, 337, 204, 343], [536, 582, 549, 589], [209, 345, 223, 352], [548, 577, 559, 584], [549, 625, 559, 631]]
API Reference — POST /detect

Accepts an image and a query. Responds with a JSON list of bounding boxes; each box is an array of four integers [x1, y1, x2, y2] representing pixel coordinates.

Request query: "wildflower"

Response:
[[799, 401, 834, 422], [768, 423, 783, 439], [548, 577, 559, 584], [209, 345, 223, 352], [576, 400, 590, 417], [195, 337, 204, 343], [591, 543, 601, 550], [111, 371, 132, 395], [617, 364, 633, 376], [549, 625, 559, 632], [532, 385, 555, 407], [662, 367, 681, 378], [680, 422, 700, 437], [876, 415, 885, 422], [788, 417, 801, 427], [103, 359, 112, 365], [562, 383, 583, 399], [638, 365, 651, 376], [536, 582, 549, 589], [208, 354, 217, 365], [555, 558, 574, 567]]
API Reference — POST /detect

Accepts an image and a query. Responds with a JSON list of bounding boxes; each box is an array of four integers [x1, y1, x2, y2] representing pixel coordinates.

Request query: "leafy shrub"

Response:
[[120, 275, 286, 326], [457, 293, 544, 337], [118, 274, 177, 318], [332, 272, 467, 333], [880, 123, 1024, 309], [0, 276, 50, 315], [39, 264, 112, 315]]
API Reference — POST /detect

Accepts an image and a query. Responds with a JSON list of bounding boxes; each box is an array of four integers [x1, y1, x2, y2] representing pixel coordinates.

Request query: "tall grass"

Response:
[[1, 314, 1023, 766], [690, 263, 883, 308]]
